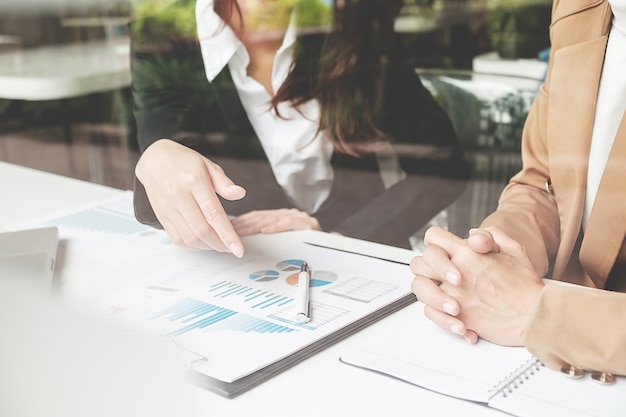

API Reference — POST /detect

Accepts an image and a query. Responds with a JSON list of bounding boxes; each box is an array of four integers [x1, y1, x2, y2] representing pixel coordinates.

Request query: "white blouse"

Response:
[[584, 0, 626, 229], [195, 0, 333, 214]]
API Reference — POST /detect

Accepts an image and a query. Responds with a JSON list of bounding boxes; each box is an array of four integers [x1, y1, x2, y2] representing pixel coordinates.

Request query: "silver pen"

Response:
[[295, 261, 311, 323]]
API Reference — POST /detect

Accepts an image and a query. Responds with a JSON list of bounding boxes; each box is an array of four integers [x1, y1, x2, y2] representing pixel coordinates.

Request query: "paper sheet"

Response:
[[9, 192, 173, 265], [96, 240, 414, 385]]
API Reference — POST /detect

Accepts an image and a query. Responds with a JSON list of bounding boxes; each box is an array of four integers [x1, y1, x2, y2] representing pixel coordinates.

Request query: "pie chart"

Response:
[[276, 259, 304, 272], [249, 269, 280, 282], [285, 270, 337, 287], [310, 270, 338, 287]]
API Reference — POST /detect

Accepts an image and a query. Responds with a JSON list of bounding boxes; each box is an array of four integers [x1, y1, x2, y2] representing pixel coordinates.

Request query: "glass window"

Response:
[[0, 0, 552, 249]]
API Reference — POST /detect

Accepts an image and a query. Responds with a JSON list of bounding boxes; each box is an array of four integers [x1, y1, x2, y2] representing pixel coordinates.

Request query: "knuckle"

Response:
[[410, 277, 423, 297], [423, 228, 435, 243], [207, 160, 225, 174], [424, 225, 444, 241], [409, 256, 423, 271], [282, 216, 295, 228], [185, 236, 204, 249], [203, 205, 224, 223], [170, 235, 185, 246], [163, 173, 200, 195], [192, 221, 213, 239]]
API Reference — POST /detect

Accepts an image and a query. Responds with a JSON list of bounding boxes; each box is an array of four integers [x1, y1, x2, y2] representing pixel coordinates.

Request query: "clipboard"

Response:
[[98, 235, 416, 398]]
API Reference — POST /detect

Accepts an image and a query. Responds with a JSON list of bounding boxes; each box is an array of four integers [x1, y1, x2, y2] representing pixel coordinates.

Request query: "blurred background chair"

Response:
[[410, 68, 539, 250]]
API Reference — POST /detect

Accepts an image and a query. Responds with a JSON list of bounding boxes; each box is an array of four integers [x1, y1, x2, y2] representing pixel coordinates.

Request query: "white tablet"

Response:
[[0, 226, 59, 284]]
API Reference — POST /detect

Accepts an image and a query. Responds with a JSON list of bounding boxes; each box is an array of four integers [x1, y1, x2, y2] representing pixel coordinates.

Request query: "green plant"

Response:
[[487, 0, 552, 59], [131, 0, 197, 44], [296, 0, 333, 28]]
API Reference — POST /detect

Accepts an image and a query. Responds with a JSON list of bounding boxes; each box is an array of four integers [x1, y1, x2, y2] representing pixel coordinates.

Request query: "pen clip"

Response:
[[295, 261, 312, 323]]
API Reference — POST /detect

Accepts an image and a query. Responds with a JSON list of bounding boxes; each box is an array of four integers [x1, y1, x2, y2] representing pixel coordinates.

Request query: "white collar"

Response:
[[195, 0, 298, 82], [611, 0, 626, 35]]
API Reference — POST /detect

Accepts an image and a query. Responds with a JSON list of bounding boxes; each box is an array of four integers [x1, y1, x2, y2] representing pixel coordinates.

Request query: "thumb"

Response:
[[467, 228, 500, 254], [204, 159, 246, 201]]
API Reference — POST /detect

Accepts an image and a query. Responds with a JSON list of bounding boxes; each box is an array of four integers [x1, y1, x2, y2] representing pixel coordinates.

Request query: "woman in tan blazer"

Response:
[[411, 0, 626, 378]]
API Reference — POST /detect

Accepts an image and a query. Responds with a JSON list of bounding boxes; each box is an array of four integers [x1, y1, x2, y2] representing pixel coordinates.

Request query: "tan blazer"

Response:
[[482, 0, 626, 375]]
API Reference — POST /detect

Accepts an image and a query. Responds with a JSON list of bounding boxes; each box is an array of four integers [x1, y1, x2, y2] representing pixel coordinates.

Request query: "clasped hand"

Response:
[[410, 226, 545, 346]]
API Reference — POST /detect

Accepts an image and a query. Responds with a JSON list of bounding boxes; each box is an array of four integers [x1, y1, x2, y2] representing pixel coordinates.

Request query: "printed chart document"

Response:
[[340, 302, 626, 417], [8, 192, 173, 265], [96, 239, 415, 398]]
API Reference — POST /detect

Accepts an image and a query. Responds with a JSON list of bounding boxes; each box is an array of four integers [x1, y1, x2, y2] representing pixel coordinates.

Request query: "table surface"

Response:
[[0, 161, 507, 417], [0, 38, 130, 100], [473, 51, 547, 81]]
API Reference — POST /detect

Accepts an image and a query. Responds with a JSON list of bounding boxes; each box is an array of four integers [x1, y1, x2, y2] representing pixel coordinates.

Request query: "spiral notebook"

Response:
[[340, 301, 626, 417]]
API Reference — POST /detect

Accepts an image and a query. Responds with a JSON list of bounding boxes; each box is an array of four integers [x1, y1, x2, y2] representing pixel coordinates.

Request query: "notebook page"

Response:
[[489, 363, 626, 417], [340, 302, 533, 402]]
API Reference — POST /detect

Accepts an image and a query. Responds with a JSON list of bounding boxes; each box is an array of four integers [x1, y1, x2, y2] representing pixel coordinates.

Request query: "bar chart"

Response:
[[150, 297, 296, 336], [209, 280, 295, 309]]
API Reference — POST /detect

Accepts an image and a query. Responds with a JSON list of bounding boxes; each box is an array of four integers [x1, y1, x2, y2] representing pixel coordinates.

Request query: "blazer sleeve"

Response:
[[478, 0, 562, 276], [129, 2, 223, 152], [483, 0, 626, 375], [479, 86, 561, 277], [525, 284, 626, 375]]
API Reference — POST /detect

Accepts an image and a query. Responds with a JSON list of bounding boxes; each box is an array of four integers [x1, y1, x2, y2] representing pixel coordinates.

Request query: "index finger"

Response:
[[191, 178, 244, 258], [421, 227, 465, 285], [423, 226, 470, 259]]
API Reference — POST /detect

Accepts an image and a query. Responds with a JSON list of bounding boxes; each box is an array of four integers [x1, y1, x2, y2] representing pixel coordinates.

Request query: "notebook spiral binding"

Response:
[[488, 356, 544, 398]]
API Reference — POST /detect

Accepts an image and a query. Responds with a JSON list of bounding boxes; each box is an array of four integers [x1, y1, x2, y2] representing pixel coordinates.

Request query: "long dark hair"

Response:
[[214, 0, 404, 155]]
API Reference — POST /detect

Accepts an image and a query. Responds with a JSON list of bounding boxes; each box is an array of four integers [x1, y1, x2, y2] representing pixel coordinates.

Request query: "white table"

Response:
[[472, 51, 547, 81], [0, 39, 132, 183], [0, 34, 20, 51], [0, 161, 507, 417], [61, 16, 130, 40], [0, 38, 130, 101]]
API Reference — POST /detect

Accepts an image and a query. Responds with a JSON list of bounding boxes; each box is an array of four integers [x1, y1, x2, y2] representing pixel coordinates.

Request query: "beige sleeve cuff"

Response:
[[524, 283, 626, 375]]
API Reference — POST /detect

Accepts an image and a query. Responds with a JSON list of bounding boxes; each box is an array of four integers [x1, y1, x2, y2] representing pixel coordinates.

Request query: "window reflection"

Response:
[[0, 0, 552, 249]]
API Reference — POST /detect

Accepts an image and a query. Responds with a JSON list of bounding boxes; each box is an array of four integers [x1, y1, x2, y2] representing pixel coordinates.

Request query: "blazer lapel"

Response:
[[580, 114, 626, 287], [211, 68, 253, 135], [548, 35, 608, 278]]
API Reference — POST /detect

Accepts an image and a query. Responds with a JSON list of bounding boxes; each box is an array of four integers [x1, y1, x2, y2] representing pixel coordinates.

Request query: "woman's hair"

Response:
[[214, 0, 404, 155]]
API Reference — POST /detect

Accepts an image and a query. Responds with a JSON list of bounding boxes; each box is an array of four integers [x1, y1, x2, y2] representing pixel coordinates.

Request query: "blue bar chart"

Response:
[[149, 297, 296, 336], [209, 280, 294, 309], [44, 207, 150, 235]]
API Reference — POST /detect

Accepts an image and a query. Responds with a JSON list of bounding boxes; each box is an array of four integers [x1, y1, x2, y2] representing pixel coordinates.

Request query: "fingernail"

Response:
[[229, 243, 244, 258], [443, 302, 456, 315], [229, 185, 246, 198], [464, 334, 474, 344], [446, 270, 460, 285], [450, 324, 463, 335]]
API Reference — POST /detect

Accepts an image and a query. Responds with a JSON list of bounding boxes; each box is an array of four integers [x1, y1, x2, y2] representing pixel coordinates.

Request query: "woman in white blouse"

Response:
[[131, 0, 467, 256]]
